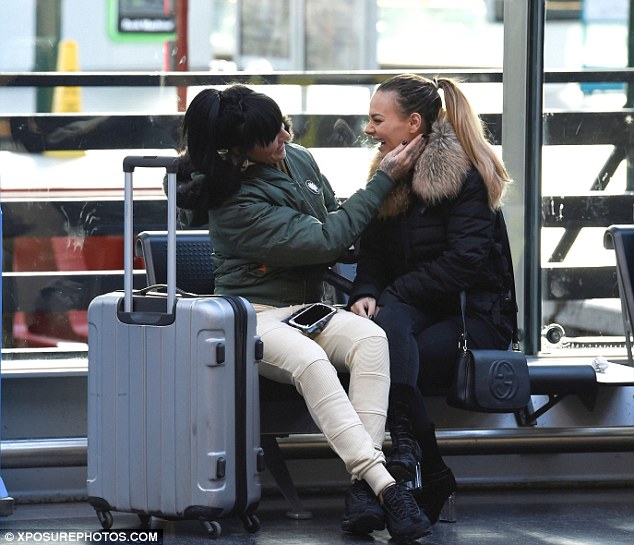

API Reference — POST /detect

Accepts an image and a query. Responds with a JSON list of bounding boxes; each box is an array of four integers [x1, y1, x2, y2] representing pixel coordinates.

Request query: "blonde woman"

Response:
[[350, 74, 516, 524]]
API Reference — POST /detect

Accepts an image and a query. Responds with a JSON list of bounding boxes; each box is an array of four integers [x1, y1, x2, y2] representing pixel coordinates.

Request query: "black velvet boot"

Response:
[[414, 467, 456, 524], [386, 401, 422, 485], [413, 425, 457, 524]]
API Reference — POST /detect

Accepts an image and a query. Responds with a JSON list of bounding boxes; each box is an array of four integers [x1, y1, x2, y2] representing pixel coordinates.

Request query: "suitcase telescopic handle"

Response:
[[123, 156, 178, 313], [123, 155, 179, 173]]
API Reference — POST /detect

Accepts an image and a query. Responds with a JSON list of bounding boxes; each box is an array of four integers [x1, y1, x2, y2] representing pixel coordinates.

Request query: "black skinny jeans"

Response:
[[375, 300, 513, 395]]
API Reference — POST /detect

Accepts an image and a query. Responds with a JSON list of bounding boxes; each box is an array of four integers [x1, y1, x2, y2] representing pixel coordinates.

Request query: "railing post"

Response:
[[34, 0, 61, 113], [626, 4, 634, 190], [502, 0, 545, 355]]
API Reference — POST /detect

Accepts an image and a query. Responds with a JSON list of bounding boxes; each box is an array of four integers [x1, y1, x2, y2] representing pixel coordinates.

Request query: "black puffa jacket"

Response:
[[349, 118, 515, 317]]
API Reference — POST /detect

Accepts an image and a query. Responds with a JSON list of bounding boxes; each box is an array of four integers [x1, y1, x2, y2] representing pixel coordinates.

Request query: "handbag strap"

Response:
[[459, 210, 520, 351], [458, 290, 469, 352], [496, 210, 521, 350]]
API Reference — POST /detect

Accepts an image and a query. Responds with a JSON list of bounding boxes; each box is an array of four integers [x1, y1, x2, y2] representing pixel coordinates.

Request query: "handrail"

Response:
[[1, 69, 502, 88], [3, 427, 633, 468], [1, 438, 87, 468], [2, 68, 634, 88], [278, 428, 634, 458]]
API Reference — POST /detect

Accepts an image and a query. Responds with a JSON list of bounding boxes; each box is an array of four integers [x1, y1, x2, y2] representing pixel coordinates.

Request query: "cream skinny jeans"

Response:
[[254, 304, 394, 496]]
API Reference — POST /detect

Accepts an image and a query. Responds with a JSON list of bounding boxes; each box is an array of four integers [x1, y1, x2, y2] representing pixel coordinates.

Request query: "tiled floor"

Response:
[[1, 486, 633, 544]]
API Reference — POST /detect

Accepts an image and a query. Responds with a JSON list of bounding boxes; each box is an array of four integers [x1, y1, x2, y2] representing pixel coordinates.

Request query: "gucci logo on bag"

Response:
[[488, 359, 520, 400]]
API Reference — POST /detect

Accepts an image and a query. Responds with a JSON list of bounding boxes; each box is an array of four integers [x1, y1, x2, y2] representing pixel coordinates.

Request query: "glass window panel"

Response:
[[541, 0, 631, 355], [2, 0, 632, 363]]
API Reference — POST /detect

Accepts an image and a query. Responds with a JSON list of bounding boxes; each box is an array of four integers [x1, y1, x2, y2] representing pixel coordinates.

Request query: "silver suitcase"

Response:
[[87, 156, 263, 538]]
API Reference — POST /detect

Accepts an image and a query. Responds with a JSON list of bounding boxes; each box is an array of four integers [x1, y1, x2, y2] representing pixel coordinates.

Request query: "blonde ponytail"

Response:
[[436, 78, 511, 209]]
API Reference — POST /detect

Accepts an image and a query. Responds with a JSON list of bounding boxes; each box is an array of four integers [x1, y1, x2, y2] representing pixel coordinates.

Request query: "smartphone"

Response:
[[287, 303, 338, 334]]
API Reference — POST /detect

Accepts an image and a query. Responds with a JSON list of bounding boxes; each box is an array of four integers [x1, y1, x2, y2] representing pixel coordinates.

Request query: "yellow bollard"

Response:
[[52, 39, 82, 113], [48, 39, 84, 157]]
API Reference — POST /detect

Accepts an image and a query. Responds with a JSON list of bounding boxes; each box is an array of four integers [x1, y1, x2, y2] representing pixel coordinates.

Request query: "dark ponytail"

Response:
[[180, 89, 242, 208], [180, 85, 285, 208], [182, 88, 221, 174]]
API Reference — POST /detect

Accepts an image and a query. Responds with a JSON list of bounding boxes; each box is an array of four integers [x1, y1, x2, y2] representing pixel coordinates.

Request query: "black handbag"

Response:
[[446, 292, 530, 413], [447, 211, 530, 413]]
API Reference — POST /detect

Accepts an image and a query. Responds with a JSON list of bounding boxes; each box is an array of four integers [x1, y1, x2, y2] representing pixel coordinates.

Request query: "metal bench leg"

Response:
[[261, 435, 313, 520]]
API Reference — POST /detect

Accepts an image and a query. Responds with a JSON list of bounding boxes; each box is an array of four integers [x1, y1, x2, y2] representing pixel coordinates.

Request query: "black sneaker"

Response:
[[340, 480, 385, 535], [381, 483, 431, 542]]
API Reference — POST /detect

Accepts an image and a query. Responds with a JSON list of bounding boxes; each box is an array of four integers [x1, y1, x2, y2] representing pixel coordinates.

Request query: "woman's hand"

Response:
[[350, 297, 379, 320], [379, 134, 427, 182]]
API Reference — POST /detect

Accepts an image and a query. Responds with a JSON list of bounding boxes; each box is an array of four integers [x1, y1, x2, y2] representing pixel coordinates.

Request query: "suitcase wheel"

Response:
[[96, 510, 113, 530], [138, 514, 151, 528], [201, 520, 221, 539], [243, 514, 260, 534]]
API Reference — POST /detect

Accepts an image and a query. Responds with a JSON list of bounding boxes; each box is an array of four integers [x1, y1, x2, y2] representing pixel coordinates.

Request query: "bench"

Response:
[[134, 229, 602, 516], [604, 225, 634, 365], [2, 219, 626, 511]]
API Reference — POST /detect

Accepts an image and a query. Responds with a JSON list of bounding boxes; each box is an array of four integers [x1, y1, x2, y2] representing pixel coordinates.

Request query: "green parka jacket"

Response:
[[205, 143, 394, 306]]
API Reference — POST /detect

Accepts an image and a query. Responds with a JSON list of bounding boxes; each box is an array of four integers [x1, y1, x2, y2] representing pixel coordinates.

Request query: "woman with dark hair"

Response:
[[178, 84, 430, 541], [350, 74, 516, 524]]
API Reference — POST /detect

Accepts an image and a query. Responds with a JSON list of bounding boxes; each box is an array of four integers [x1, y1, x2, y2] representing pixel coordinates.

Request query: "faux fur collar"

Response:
[[369, 118, 472, 219]]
